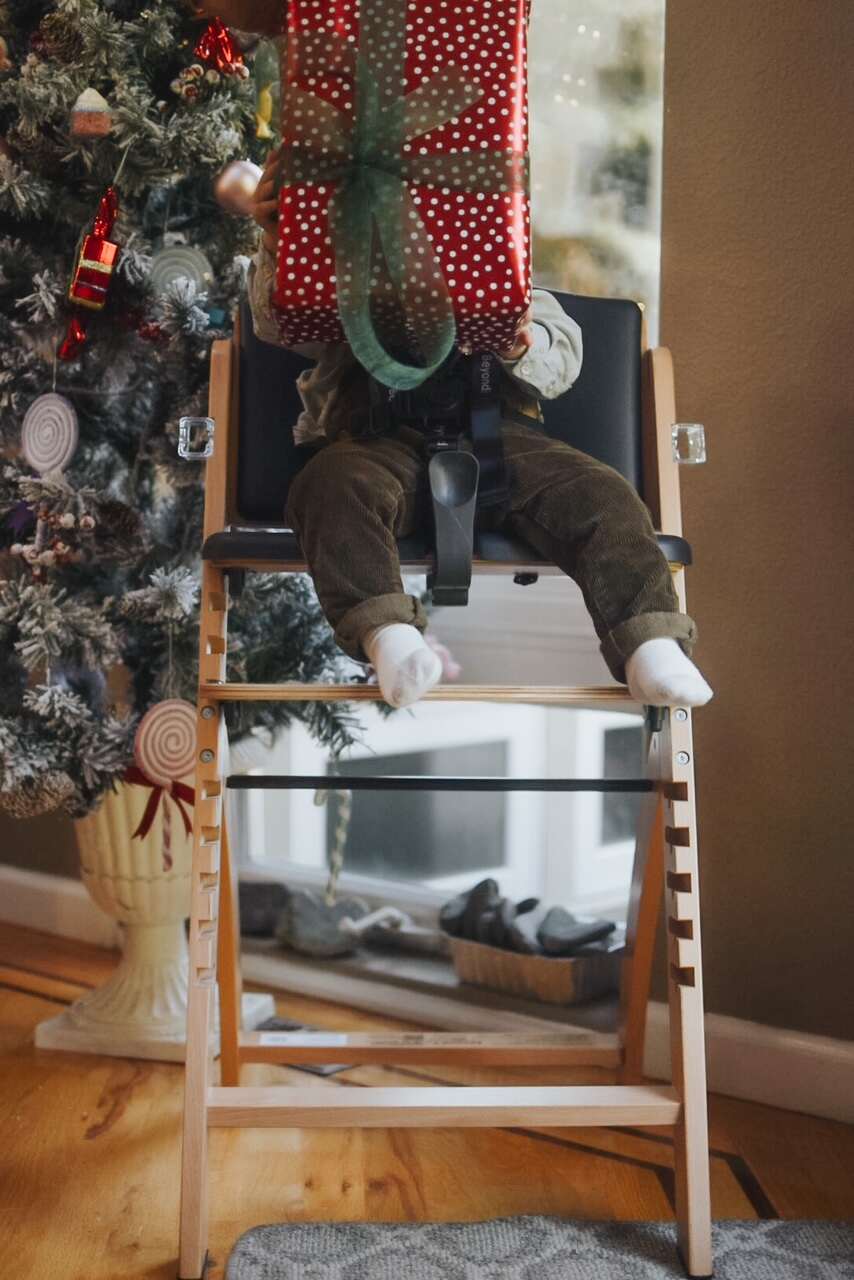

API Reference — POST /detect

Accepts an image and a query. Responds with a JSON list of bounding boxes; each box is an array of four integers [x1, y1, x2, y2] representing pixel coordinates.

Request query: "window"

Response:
[[327, 741, 508, 883], [530, 0, 666, 340], [602, 724, 645, 844]]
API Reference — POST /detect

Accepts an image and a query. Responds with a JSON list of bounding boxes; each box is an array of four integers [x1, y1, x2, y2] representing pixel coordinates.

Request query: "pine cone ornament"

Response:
[[0, 770, 76, 818], [38, 12, 84, 62]]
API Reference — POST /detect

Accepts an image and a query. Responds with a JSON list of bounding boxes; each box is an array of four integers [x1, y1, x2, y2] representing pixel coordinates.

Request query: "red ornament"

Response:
[[193, 17, 245, 75], [59, 186, 121, 361]]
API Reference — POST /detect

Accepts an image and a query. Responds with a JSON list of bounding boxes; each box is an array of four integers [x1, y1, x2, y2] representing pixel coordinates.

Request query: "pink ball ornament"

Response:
[[214, 159, 262, 216]]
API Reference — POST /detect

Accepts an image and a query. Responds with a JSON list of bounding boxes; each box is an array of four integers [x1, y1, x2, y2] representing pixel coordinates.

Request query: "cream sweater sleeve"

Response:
[[499, 288, 583, 400], [248, 245, 583, 401], [246, 241, 328, 359]]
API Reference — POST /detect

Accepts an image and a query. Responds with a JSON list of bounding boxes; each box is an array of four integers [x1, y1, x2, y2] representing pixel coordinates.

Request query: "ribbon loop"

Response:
[[124, 765, 195, 842]]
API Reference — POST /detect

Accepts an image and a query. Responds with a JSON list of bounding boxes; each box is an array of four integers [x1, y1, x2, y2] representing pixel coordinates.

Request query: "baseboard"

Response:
[[0, 864, 120, 950], [643, 1000, 854, 1125], [3, 865, 852, 1124]]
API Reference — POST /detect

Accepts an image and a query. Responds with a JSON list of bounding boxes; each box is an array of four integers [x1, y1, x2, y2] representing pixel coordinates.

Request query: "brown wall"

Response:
[[3, 0, 854, 1040], [0, 812, 79, 879], [654, 0, 854, 1038]]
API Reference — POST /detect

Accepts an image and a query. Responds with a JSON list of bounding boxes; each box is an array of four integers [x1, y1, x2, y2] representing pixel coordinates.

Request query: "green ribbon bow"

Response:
[[276, 0, 529, 390]]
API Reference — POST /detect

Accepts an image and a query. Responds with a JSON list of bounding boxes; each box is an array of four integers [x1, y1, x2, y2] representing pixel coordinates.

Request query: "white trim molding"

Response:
[[0, 865, 120, 949], [3, 863, 853, 1124], [643, 1001, 854, 1126]]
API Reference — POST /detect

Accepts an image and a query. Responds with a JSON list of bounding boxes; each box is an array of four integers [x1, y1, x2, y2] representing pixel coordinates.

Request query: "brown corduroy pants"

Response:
[[286, 420, 697, 682]]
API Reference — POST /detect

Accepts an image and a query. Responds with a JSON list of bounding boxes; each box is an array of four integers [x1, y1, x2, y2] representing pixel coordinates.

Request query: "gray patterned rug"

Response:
[[226, 1216, 854, 1278]]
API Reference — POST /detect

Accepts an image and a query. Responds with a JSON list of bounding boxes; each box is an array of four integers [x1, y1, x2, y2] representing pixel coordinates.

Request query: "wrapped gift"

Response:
[[272, 0, 531, 389]]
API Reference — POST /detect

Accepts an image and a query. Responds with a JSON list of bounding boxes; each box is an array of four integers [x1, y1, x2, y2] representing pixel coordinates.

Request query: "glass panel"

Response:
[[601, 723, 644, 845], [326, 741, 508, 882]]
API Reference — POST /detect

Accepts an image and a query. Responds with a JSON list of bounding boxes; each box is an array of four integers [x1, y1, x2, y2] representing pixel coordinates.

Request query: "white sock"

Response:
[[625, 638, 713, 708], [363, 623, 443, 709]]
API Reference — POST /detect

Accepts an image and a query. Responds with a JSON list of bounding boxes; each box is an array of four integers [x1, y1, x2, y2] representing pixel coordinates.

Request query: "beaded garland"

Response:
[[273, 0, 532, 359]]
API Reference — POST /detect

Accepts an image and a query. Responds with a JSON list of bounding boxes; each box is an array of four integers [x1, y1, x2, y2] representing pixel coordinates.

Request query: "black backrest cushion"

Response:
[[236, 297, 314, 522], [542, 292, 643, 492], [235, 292, 643, 523]]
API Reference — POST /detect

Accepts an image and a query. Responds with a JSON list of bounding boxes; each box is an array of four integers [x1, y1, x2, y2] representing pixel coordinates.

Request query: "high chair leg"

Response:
[[661, 708, 713, 1278], [179, 564, 230, 1279], [217, 815, 243, 1087], [618, 786, 665, 1084]]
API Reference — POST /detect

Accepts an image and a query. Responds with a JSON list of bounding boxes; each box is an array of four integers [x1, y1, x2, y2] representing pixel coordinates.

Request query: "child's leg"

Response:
[[501, 422, 712, 706], [285, 430, 442, 707]]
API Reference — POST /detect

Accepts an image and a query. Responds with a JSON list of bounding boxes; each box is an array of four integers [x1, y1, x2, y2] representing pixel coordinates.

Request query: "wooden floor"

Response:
[[1, 925, 852, 1280]]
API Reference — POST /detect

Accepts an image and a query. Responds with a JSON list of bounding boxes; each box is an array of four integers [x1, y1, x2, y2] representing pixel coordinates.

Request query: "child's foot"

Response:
[[625, 638, 713, 707], [363, 623, 443, 709]]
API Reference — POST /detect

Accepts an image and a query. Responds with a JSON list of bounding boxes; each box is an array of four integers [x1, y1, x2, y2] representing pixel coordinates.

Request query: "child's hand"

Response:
[[251, 145, 283, 254], [494, 304, 534, 361]]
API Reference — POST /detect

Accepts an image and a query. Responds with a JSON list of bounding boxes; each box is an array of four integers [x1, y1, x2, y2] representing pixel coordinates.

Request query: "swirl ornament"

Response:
[[20, 393, 79, 473], [149, 246, 214, 295], [134, 698, 197, 786]]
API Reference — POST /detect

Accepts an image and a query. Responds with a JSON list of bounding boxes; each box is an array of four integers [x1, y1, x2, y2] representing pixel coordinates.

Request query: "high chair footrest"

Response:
[[206, 1084, 680, 1128], [199, 683, 636, 704]]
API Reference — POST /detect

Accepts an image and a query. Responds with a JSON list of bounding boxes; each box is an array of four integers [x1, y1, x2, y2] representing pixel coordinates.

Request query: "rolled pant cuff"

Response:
[[334, 592, 429, 662], [600, 611, 698, 684]]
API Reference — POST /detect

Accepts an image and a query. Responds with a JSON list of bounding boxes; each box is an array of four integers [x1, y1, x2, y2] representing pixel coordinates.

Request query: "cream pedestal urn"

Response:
[[34, 778, 274, 1061]]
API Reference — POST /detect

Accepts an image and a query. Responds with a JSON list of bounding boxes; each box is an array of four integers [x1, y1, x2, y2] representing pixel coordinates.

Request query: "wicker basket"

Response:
[[447, 933, 624, 1006]]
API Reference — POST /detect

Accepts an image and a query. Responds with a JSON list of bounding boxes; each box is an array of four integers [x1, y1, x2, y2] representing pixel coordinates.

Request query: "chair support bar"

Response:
[[225, 774, 655, 793]]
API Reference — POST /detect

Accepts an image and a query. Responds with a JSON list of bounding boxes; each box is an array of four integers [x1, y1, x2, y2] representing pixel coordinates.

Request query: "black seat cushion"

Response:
[[225, 290, 692, 571], [202, 527, 691, 568], [235, 290, 644, 524]]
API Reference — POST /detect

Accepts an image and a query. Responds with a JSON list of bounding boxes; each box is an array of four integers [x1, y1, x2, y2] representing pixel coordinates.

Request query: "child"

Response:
[[247, 146, 713, 711]]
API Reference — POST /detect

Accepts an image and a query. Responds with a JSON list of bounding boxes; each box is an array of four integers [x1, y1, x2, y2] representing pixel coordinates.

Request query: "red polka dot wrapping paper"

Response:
[[272, 0, 532, 356]]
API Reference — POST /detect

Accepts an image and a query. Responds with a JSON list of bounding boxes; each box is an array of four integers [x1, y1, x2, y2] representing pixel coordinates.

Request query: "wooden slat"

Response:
[[641, 346, 683, 536], [200, 682, 635, 705], [238, 1029, 621, 1068], [618, 789, 665, 1084], [202, 339, 234, 541], [217, 817, 243, 1088], [208, 1084, 680, 1128]]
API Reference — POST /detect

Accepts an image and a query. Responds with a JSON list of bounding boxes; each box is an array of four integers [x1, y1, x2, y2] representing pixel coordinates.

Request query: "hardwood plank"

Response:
[[2, 926, 854, 1280], [710, 1093, 854, 1219], [0, 963, 86, 1004], [0, 923, 112, 988], [0, 988, 182, 1279]]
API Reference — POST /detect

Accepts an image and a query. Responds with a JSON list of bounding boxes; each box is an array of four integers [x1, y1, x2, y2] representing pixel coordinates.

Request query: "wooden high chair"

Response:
[[177, 294, 712, 1278]]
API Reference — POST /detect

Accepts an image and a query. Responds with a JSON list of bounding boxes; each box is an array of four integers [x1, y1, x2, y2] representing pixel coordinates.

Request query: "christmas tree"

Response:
[[0, 0, 364, 821]]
